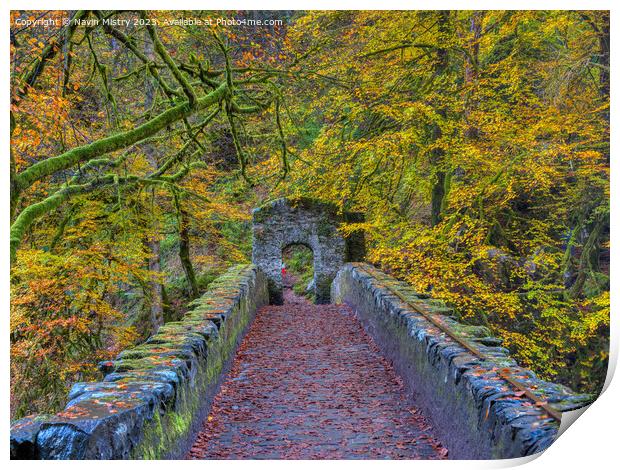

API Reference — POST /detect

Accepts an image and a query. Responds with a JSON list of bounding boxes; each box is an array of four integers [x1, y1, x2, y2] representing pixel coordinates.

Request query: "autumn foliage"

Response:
[[10, 10, 609, 418], [271, 11, 609, 393]]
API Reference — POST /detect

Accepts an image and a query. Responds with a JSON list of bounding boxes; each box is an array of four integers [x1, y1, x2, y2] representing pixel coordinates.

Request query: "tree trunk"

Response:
[[143, 34, 165, 333], [430, 11, 450, 227], [179, 206, 200, 299], [464, 11, 483, 139], [568, 210, 608, 299], [147, 238, 165, 333], [598, 12, 610, 101]]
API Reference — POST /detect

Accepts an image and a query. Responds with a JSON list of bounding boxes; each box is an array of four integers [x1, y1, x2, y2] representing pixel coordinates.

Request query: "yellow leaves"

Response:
[[339, 221, 376, 238], [361, 199, 607, 388], [571, 292, 610, 345]]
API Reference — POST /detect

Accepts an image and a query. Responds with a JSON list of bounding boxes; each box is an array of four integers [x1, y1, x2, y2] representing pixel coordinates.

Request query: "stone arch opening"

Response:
[[282, 243, 315, 299], [251, 197, 365, 305]]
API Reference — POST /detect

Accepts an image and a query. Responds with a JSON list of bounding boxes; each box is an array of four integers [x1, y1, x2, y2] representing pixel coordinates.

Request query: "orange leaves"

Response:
[[10, 241, 143, 418], [279, 9, 608, 401]]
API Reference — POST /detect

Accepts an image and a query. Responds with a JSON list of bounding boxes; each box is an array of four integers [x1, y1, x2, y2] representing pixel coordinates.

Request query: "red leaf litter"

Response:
[[187, 287, 448, 460]]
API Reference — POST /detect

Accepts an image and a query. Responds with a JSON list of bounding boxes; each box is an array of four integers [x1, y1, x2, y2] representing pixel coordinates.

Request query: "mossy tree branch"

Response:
[[12, 81, 227, 200], [11, 14, 280, 260], [95, 11, 180, 99], [11, 155, 209, 261], [144, 13, 197, 106]]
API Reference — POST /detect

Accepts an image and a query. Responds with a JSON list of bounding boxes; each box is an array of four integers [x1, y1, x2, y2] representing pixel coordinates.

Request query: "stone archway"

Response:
[[252, 197, 365, 304]]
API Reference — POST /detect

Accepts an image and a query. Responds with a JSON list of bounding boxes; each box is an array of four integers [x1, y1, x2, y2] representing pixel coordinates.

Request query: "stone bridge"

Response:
[[11, 198, 591, 460]]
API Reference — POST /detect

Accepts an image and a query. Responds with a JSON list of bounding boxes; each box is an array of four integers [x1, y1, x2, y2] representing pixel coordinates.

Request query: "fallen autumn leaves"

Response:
[[187, 287, 448, 460]]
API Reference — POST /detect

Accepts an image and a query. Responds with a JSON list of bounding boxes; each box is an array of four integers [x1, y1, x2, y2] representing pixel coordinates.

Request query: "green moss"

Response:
[[317, 220, 334, 238], [10, 84, 229, 261], [125, 264, 264, 459], [252, 208, 269, 224], [130, 345, 220, 459], [118, 346, 194, 361]]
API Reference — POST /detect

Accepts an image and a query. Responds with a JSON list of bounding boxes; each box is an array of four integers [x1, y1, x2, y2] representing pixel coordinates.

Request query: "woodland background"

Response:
[[9, 10, 609, 418]]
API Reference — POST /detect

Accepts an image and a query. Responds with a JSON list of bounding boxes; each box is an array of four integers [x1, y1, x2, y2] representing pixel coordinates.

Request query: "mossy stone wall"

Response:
[[331, 263, 591, 459], [10, 265, 268, 460]]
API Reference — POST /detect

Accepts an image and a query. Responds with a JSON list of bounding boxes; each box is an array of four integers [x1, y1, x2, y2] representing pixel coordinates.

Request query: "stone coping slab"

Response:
[[10, 264, 268, 460], [331, 263, 592, 459]]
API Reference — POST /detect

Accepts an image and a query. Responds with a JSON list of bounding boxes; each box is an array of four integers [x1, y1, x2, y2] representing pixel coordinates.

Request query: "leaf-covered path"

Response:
[[187, 288, 448, 459]]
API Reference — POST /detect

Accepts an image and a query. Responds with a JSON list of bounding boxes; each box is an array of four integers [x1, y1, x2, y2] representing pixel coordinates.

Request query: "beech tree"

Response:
[[270, 10, 609, 393], [10, 10, 284, 262]]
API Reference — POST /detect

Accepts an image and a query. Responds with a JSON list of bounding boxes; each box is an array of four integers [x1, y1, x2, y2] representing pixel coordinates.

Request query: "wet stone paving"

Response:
[[187, 287, 448, 460]]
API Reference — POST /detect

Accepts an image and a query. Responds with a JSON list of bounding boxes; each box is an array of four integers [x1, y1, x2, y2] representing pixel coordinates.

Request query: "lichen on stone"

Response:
[[10, 264, 269, 460]]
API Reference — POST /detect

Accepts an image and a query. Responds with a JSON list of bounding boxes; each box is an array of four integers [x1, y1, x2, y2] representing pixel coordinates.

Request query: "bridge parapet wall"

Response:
[[331, 263, 591, 459], [10, 265, 268, 460]]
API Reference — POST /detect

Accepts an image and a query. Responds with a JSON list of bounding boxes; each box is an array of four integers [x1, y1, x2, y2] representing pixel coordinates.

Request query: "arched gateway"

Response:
[[252, 198, 365, 304]]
